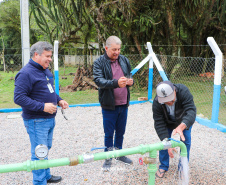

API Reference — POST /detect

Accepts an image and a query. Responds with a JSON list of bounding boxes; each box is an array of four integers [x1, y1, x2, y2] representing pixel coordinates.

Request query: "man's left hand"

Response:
[[126, 78, 133, 86], [168, 148, 177, 158], [172, 123, 187, 141], [58, 100, 69, 109]]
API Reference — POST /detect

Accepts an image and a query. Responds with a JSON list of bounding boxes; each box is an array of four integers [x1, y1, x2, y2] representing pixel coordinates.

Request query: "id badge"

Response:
[[47, 83, 54, 93]]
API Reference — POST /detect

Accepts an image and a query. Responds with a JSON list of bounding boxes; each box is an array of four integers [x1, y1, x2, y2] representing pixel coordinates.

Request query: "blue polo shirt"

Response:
[[14, 59, 62, 119]]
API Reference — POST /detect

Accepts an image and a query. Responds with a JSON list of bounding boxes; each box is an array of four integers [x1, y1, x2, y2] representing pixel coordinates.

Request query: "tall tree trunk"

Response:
[[133, 35, 142, 58], [165, 2, 178, 78], [89, 0, 105, 55], [166, 4, 177, 56], [0, 34, 6, 72], [83, 34, 88, 69]]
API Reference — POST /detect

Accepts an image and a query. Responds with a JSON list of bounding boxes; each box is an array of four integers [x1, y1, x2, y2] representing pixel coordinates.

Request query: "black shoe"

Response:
[[115, 156, 133, 165], [47, 175, 62, 183], [102, 159, 112, 172]]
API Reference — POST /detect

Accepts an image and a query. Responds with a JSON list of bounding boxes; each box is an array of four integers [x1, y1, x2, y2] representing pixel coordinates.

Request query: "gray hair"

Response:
[[30, 41, 53, 58], [105, 36, 122, 48]]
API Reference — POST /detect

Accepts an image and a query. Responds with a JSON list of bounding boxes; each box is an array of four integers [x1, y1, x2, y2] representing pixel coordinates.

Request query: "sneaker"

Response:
[[102, 159, 112, 172], [116, 156, 133, 165], [47, 175, 62, 183]]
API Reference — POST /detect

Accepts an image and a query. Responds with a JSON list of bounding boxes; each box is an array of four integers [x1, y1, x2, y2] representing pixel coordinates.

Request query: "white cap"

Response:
[[156, 81, 175, 103]]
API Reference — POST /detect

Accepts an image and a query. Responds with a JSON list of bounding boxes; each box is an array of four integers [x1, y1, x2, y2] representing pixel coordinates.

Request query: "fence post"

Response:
[[207, 37, 223, 123], [130, 42, 169, 100], [130, 54, 151, 76], [150, 53, 168, 81], [54, 40, 59, 95], [147, 42, 154, 100]]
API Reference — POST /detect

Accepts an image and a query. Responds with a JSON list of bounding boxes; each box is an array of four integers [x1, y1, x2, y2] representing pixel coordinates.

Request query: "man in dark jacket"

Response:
[[152, 81, 196, 178], [14, 41, 69, 184], [93, 36, 133, 171]]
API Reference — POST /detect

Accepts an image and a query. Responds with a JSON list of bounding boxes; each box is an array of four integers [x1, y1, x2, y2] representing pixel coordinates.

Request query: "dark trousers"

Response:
[[102, 105, 128, 152]]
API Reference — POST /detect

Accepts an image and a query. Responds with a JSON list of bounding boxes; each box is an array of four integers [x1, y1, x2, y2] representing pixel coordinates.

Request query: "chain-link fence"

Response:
[[154, 55, 214, 120], [0, 54, 22, 72], [155, 55, 226, 125], [0, 53, 226, 125]]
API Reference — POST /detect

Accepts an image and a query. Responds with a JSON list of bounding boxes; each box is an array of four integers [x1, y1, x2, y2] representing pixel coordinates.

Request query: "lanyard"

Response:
[[40, 70, 54, 93], [46, 76, 50, 84], [42, 70, 50, 84]]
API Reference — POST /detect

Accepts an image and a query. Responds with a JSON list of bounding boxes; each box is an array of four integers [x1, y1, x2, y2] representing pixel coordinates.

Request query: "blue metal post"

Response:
[[148, 59, 153, 100], [207, 37, 223, 123], [54, 41, 59, 95]]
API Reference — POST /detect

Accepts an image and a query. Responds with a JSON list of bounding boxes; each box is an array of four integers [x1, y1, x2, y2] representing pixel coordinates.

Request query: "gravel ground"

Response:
[[0, 102, 225, 185]]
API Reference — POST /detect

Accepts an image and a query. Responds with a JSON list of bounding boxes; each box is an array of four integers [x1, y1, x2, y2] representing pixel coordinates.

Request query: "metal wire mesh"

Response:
[[0, 53, 226, 125], [0, 54, 22, 72], [154, 55, 226, 125], [155, 55, 214, 120]]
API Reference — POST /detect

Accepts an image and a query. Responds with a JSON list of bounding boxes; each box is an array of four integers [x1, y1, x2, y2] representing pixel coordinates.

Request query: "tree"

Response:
[[88, 0, 160, 56], [87, 0, 225, 79], [30, 0, 98, 67], [0, 0, 21, 53], [0, 0, 47, 54], [30, 0, 89, 46]]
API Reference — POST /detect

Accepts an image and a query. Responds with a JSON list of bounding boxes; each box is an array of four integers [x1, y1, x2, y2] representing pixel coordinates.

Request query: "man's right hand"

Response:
[[172, 123, 187, 141], [118, 77, 127, 88], [43, 103, 57, 114]]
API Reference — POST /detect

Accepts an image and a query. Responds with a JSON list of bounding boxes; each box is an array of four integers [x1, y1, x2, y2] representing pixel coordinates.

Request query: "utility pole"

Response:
[[20, 0, 30, 66]]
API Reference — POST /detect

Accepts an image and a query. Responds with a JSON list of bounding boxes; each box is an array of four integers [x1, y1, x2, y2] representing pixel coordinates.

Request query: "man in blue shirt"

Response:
[[14, 41, 69, 184]]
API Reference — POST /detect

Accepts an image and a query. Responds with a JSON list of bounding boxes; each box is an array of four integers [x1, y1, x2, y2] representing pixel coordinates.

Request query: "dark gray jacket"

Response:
[[152, 84, 196, 141], [93, 53, 132, 110]]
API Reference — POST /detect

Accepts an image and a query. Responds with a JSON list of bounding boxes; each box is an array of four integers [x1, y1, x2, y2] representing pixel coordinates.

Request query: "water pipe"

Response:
[[0, 140, 187, 185]]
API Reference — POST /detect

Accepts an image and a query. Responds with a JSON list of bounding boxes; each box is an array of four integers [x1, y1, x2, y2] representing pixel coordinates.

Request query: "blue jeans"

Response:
[[23, 118, 55, 185], [159, 126, 192, 171], [102, 105, 128, 152]]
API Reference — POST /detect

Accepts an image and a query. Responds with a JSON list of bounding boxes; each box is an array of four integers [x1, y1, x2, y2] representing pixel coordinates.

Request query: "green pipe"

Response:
[[0, 140, 187, 185], [147, 150, 158, 185], [0, 158, 70, 173], [171, 140, 187, 157], [93, 143, 163, 162]]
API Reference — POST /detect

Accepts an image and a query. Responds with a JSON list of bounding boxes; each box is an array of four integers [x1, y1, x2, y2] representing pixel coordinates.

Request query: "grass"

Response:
[[172, 77, 226, 125], [1, 67, 226, 126], [0, 66, 149, 109], [0, 71, 20, 109]]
